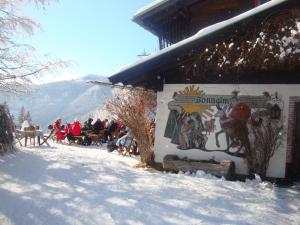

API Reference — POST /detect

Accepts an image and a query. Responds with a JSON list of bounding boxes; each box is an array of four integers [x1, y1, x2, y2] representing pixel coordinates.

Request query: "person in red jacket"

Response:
[[65, 123, 75, 144], [71, 120, 81, 136], [65, 123, 72, 134], [53, 118, 66, 141]]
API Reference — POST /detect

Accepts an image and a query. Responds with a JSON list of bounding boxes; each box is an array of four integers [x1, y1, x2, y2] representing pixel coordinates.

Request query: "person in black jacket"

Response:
[[108, 120, 117, 138], [92, 119, 104, 134], [82, 118, 93, 131]]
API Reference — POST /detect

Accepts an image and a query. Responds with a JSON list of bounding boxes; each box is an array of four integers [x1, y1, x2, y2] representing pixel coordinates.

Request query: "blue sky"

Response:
[[22, 0, 157, 82]]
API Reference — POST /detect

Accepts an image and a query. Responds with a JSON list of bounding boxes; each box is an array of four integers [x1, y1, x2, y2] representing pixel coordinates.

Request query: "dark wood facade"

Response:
[[134, 0, 267, 49]]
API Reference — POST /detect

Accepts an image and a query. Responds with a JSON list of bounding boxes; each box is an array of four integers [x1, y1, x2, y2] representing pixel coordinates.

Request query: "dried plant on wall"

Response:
[[185, 9, 300, 82], [249, 117, 283, 178]]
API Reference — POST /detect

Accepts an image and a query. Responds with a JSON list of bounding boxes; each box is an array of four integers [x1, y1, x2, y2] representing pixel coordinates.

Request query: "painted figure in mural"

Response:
[[178, 116, 192, 149], [177, 112, 207, 150], [190, 112, 207, 149], [214, 102, 251, 153], [204, 118, 216, 135], [164, 109, 181, 145], [164, 92, 183, 145]]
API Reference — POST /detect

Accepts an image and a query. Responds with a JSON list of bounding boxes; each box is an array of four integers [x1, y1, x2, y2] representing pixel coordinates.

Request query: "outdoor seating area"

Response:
[[47, 117, 146, 157], [15, 126, 50, 147], [11, 115, 157, 160], [50, 118, 121, 145]]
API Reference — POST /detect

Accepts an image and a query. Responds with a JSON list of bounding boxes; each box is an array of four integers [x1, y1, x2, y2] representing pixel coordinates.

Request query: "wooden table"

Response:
[[15, 130, 50, 147]]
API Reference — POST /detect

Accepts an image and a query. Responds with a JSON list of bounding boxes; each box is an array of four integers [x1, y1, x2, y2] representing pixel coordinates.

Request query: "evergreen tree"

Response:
[[18, 106, 26, 127], [0, 104, 14, 152], [25, 111, 32, 124]]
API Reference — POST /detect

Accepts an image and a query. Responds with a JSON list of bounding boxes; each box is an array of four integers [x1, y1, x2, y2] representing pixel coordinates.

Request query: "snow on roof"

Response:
[[134, 0, 172, 18], [110, 0, 288, 79]]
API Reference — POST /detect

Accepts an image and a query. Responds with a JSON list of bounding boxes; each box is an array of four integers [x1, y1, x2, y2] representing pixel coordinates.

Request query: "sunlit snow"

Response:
[[0, 143, 299, 225]]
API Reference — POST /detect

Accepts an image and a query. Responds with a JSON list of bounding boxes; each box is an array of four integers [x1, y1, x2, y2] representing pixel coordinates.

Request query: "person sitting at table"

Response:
[[65, 122, 75, 144], [81, 119, 92, 146], [107, 126, 127, 152], [71, 119, 81, 136], [106, 119, 118, 141], [115, 120, 124, 131], [92, 118, 103, 134], [53, 118, 66, 141], [116, 128, 134, 149], [102, 119, 109, 129], [82, 118, 93, 131]]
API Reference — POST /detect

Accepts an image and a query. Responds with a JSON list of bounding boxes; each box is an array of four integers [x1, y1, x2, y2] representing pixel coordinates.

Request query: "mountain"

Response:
[[0, 75, 112, 130]]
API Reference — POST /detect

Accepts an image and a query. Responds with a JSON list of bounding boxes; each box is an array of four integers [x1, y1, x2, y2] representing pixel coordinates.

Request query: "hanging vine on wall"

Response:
[[184, 9, 300, 82]]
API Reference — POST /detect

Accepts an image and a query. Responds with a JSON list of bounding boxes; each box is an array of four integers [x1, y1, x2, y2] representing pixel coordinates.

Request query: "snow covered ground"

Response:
[[0, 143, 299, 225]]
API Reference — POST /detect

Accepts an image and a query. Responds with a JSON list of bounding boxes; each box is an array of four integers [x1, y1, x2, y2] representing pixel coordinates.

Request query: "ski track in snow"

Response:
[[0, 143, 299, 225]]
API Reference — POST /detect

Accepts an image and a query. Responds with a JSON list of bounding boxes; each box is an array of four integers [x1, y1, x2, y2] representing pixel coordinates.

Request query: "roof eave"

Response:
[[133, 0, 174, 21], [109, 0, 294, 85]]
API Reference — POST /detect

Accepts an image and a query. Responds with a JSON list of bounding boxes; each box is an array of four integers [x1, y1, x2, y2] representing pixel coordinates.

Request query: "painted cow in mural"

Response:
[[214, 102, 251, 153]]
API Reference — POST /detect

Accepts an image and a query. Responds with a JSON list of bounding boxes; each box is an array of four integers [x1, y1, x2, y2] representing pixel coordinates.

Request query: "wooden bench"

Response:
[[163, 155, 235, 180], [84, 130, 105, 146], [88, 133, 103, 146]]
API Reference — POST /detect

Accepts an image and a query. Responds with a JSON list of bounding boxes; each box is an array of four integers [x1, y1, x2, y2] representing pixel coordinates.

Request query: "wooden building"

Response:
[[109, 0, 300, 178]]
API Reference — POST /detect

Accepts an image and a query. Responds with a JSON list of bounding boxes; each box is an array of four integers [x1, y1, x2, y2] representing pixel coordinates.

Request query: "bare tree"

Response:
[[0, 0, 69, 94], [106, 88, 157, 165]]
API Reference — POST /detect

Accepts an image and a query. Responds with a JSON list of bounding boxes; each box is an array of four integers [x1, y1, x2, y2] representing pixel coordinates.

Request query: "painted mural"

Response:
[[164, 85, 282, 158]]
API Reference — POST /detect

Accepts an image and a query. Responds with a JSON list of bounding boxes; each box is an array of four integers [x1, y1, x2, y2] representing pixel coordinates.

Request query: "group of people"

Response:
[[51, 117, 156, 156], [52, 117, 124, 145]]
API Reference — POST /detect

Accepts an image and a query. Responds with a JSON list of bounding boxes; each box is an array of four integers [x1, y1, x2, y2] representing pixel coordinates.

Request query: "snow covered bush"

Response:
[[106, 87, 157, 165]]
